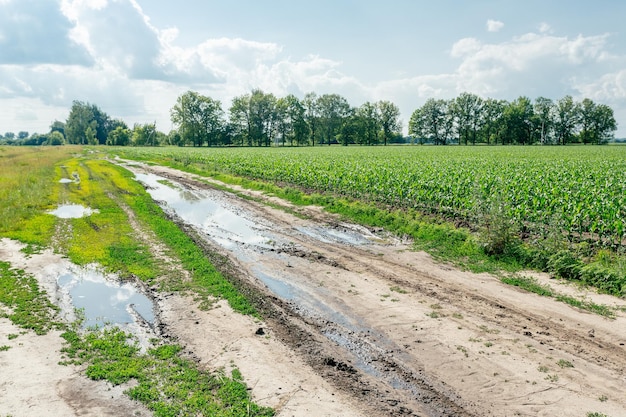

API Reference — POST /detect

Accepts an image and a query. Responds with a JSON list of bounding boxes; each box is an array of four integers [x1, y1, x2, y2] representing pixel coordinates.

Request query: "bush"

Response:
[[547, 250, 583, 281]]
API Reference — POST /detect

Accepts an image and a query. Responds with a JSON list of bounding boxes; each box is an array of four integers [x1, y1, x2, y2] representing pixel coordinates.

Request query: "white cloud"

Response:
[[487, 19, 504, 33], [539, 22, 552, 33], [0, 0, 92, 65]]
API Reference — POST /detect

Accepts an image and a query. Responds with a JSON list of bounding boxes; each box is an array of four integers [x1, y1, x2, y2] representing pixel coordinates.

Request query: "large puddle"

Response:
[[57, 265, 155, 330], [135, 173, 270, 250], [48, 204, 98, 219]]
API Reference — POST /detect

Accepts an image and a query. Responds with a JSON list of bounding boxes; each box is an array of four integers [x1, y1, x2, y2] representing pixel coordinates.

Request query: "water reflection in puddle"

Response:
[[135, 173, 269, 249], [59, 178, 74, 184], [48, 204, 98, 219], [57, 266, 155, 329]]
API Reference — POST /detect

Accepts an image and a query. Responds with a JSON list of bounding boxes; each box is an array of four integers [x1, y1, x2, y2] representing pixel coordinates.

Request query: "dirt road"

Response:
[[136, 164, 626, 417], [1, 161, 625, 416]]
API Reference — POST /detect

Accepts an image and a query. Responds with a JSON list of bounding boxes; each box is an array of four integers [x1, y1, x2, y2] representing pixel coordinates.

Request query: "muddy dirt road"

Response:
[[131, 163, 626, 417], [1, 161, 625, 416]]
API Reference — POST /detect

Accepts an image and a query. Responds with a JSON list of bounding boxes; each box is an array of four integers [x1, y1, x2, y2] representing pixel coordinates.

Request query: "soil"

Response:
[[1, 162, 626, 417]]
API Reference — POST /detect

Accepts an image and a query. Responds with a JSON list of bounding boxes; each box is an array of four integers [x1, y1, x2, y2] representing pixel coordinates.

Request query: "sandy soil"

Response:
[[1, 161, 625, 417]]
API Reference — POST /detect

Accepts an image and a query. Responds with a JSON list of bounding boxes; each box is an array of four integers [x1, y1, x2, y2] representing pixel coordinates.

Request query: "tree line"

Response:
[[409, 93, 617, 145], [0, 91, 618, 146]]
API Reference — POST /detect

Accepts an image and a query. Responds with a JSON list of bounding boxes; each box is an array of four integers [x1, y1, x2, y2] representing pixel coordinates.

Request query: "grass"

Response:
[[60, 327, 274, 417], [501, 275, 615, 318], [0, 261, 64, 335], [0, 147, 265, 414]]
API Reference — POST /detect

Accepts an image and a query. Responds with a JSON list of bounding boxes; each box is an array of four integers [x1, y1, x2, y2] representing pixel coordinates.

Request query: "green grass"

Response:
[[0, 261, 64, 335], [501, 275, 615, 318], [60, 327, 274, 417]]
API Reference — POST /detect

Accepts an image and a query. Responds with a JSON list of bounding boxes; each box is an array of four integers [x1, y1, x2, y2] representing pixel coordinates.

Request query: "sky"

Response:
[[1, 0, 626, 137]]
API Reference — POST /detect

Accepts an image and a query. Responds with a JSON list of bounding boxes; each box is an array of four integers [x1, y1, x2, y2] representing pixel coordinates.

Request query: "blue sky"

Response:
[[1, 0, 626, 136]]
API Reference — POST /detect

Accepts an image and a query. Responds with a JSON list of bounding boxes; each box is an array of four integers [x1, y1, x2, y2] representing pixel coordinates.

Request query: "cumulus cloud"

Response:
[[486, 19, 504, 33], [0, 0, 92, 65]]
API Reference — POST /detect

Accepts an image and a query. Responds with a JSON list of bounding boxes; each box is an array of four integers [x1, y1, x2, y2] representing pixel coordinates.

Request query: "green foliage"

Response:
[[0, 262, 64, 335], [61, 327, 274, 417]]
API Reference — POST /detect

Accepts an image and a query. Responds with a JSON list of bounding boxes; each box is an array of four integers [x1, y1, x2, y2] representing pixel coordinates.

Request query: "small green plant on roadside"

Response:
[[537, 365, 549, 373], [456, 345, 469, 357], [390, 286, 407, 294], [426, 311, 441, 319], [557, 359, 574, 368], [586, 413, 610, 417], [545, 373, 557, 382], [0, 345, 10, 351], [598, 395, 608, 402], [7, 333, 18, 340]]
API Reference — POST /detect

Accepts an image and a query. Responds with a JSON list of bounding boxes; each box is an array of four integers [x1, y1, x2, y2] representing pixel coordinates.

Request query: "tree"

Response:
[[317, 94, 351, 145], [501, 97, 535, 145], [171, 91, 225, 147], [4, 132, 15, 141], [452, 92, 483, 145], [302, 92, 320, 146], [533, 97, 555, 144], [65, 101, 111, 145], [409, 99, 453, 145], [50, 120, 66, 139], [479, 98, 506, 144], [17, 131, 29, 140], [356, 102, 381, 145], [46, 131, 65, 146], [106, 126, 131, 146], [554, 95, 579, 145], [377, 100, 402, 146], [131, 123, 157, 146], [275, 94, 309, 146], [579, 99, 617, 145]]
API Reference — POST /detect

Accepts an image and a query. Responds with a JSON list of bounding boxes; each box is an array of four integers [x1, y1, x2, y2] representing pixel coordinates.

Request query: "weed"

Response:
[[586, 413, 610, 417], [557, 359, 574, 368], [484, 341, 493, 347], [544, 374, 559, 382], [390, 286, 407, 294], [0, 262, 64, 335], [426, 311, 441, 319], [537, 365, 549, 373], [456, 345, 469, 357], [0, 345, 10, 351], [7, 334, 18, 340], [452, 312, 464, 319], [598, 395, 608, 402], [479, 325, 500, 334], [60, 327, 274, 416]]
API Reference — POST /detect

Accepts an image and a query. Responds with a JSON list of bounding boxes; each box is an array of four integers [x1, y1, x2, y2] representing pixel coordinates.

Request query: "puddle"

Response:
[[296, 225, 373, 245], [48, 204, 98, 219], [59, 178, 74, 184], [135, 173, 270, 250], [57, 266, 155, 329]]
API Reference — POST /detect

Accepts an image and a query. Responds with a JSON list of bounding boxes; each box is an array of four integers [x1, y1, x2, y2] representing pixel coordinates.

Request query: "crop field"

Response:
[[116, 145, 626, 248]]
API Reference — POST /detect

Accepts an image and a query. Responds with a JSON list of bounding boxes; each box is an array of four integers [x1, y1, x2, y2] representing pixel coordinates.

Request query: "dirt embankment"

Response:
[[2, 162, 626, 417]]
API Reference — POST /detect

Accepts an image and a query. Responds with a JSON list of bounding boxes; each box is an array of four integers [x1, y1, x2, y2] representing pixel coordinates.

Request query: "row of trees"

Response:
[[0, 91, 618, 147], [170, 90, 403, 147], [409, 93, 617, 145]]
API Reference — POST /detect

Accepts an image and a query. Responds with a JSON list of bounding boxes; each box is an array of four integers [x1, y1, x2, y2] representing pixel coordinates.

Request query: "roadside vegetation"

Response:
[[0, 146, 269, 416]]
